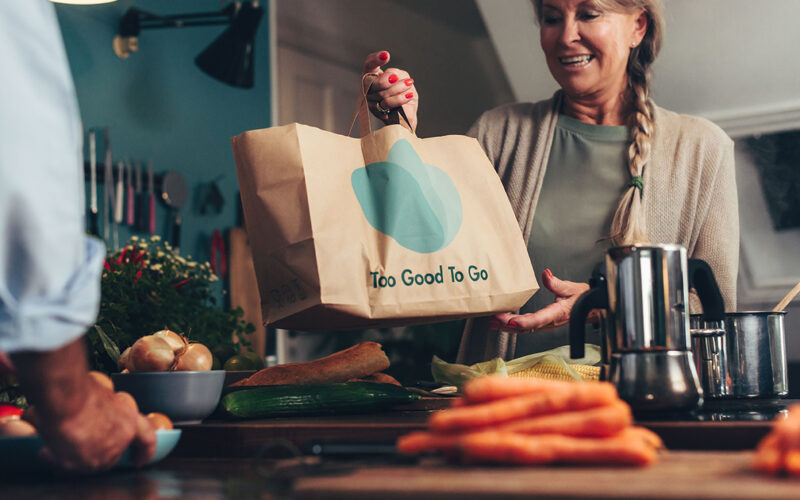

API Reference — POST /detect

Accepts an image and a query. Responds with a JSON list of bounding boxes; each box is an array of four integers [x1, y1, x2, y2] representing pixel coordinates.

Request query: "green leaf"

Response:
[[94, 324, 121, 363]]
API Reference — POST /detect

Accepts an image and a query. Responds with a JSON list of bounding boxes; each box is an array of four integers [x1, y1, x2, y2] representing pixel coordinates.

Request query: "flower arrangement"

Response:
[[87, 235, 254, 373]]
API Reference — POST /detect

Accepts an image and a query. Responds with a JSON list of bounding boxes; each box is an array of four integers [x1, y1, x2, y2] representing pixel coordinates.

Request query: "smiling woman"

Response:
[[362, 0, 740, 363]]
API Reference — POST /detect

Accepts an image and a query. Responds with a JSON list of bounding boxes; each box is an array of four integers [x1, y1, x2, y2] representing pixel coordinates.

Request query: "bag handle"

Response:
[[348, 73, 414, 138]]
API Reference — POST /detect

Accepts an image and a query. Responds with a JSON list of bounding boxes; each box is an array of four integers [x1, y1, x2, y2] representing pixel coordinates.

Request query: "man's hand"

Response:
[[11, 337, 156, 472]]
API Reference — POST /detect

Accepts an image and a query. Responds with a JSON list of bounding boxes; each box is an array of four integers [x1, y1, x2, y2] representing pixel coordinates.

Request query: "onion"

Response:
[[116, 391, 139, 412], [146, 412, 173, 431], [0, 419, 36, 437], [152, 328, 187, 354], [174, 343, 213, 371], [118, 347, 131, 371], [128, 335, 174, 372], [89, 371, 114, 390]]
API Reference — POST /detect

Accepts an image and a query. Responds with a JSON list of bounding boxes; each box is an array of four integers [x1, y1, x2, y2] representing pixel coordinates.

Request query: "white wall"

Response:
[[276, 0, 513, 138], [476, 0, 800, 123]]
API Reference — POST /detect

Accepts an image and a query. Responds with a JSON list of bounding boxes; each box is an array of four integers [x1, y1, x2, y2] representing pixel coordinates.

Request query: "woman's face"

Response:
[[539, 0, 647, 102]]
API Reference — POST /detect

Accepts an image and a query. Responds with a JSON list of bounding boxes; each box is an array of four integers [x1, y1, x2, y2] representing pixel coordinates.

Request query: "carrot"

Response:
[[498, 402, 631, 438], [623, 426, 665, 450], [462, 375, 591, 404], [429, 383, 619, 433], [458, 430, 657, 466], [784, 450, 800, 476], [396, 431, 462, 455]]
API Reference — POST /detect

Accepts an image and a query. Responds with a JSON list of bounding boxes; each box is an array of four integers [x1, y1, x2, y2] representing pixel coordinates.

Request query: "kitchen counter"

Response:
[[171, 398, 785, 458], [5, 452, 800, 499]]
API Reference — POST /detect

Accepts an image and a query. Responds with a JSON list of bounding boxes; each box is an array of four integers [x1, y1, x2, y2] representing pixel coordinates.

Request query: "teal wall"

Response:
[[54, 0, 271, 264]]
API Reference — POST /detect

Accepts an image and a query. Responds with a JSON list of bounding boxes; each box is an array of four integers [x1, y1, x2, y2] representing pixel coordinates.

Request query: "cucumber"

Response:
[[220, 382, 421, 418]]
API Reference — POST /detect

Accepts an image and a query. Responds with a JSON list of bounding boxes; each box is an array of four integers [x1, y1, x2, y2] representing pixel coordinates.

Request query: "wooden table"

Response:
[[4, 452, 800, 499]]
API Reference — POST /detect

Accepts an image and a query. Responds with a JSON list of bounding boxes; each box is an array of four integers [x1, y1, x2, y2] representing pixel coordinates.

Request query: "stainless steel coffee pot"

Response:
[[569, 244, 725, 412]]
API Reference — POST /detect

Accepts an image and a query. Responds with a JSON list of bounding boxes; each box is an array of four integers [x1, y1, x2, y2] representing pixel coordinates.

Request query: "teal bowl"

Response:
[[112, 370, 225, 424], [0, 429, 181, 471]]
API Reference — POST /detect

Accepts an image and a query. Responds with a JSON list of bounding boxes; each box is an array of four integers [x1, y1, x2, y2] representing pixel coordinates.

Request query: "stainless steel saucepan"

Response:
[[690, 311, 788, 399]]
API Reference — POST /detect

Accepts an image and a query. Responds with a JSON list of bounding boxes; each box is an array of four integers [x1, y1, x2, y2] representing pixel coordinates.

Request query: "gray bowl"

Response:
[[111, 370, 226, 424]]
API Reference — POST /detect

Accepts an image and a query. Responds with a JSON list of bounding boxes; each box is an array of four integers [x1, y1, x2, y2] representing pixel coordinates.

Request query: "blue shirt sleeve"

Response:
[[0, 0, 105, 353]]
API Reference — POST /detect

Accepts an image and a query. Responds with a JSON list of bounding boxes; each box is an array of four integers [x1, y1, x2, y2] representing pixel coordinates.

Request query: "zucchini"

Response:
[[220, 382, 421, 418]]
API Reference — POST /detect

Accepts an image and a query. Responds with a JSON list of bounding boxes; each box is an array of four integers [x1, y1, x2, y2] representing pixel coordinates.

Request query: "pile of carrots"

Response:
[[397, 375, 663, 466], [753, 404, 800, 475]]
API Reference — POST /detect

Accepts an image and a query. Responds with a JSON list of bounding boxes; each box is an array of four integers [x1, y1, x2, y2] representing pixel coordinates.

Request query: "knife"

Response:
[[126, 159, 135, 226], [147, 160, 156, 234], [114, 160, 125, 249], [103, 128, 114, 246], [135, 160, 145, 232], [88, 130, 99, 236]]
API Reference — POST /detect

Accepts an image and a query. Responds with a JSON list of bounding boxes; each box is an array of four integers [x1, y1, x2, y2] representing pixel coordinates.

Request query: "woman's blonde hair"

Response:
[[532, 0, 665, 245]]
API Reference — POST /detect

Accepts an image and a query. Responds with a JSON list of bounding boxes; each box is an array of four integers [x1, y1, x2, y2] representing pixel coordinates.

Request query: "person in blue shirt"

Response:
[[0, 0, 155, 471]]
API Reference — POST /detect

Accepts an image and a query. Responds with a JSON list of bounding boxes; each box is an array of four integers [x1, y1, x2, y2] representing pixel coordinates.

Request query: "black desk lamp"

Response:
[[113, 1, 263, 89]]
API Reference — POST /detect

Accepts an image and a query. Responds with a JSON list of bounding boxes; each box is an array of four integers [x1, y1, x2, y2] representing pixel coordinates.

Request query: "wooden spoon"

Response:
[[773, 280, 800, 312]]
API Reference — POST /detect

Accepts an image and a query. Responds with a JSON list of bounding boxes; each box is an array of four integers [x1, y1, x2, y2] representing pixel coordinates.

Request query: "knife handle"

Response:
[[148, 193, 156, 234], [89, 212, 99, 236], [126, 184, 135, 225], [137, 192, 147, 232]]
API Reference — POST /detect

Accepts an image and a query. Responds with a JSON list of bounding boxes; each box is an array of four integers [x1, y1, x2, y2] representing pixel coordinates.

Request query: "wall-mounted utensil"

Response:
[[114, 160, 125, 249], [88, 129, 99, 236], [135, 160, 145, 232], [773, 279, 800, 312], [103, 128, 114, 245], [126, 160, 135, 226], [147, 160, 156, 234], [161, 171, 188, 251]]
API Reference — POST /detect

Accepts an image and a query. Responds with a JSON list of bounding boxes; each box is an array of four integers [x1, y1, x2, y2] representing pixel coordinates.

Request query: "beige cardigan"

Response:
[[456, 92, 739, 364]]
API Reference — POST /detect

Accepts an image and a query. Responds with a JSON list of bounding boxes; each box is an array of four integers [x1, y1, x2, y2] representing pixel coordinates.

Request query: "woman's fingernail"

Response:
[[388, 74, 399, 84], [405, 92, 414, 99], [404, 78, 414, 87], [508, 321, 519, 328], [379, 51, 389, 61]]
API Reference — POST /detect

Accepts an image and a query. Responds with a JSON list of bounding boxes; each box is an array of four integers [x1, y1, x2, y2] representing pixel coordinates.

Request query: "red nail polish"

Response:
[[379, 51, 389, 61], [405, 92, 414, 99], [508, 321, 519, 328], [404, 78, 414, 87], [388, 74, 398, 84]]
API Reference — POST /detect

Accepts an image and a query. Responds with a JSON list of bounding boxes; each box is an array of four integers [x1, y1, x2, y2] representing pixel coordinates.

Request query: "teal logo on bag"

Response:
[[351, 139, 462, 253]]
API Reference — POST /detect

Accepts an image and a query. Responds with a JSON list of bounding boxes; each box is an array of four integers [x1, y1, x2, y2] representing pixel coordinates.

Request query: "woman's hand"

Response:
[[490, 269, 591, 333], [363, 51, 418, 132]]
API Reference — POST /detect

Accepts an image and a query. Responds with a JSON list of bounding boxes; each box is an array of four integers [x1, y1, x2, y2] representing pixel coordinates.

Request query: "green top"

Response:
[[516, 114, 630, 355]]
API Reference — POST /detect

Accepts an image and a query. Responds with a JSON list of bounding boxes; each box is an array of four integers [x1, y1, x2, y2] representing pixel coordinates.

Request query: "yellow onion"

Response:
[[152, 328, 187, 354], [118, 347, 131, 371], [128, 335, 174, 372], [0, 419, 37, 437], [174, 343, 213, 371]]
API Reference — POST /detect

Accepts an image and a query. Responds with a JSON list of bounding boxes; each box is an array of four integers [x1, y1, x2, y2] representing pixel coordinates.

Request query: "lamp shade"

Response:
[[195, 2, 263, 89]]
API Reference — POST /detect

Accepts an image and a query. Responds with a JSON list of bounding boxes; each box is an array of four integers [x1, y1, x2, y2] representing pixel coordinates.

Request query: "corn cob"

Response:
[[509, 362, 600, 382]]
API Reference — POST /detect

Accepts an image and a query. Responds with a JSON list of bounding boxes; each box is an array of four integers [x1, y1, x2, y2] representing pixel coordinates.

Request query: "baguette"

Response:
[[232, 341, 390, 386]]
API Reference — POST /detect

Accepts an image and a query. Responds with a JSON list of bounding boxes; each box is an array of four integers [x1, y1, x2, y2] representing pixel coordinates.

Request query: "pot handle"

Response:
[[688, 259, 725, 322], [569, 284, 608, 360]]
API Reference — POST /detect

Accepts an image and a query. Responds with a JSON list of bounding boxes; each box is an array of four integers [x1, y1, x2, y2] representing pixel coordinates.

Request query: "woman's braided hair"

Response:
[[532, 0, 665, 245]]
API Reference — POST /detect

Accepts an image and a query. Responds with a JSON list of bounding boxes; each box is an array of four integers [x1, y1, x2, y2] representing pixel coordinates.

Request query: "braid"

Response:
[[609, 54, 653, 245]]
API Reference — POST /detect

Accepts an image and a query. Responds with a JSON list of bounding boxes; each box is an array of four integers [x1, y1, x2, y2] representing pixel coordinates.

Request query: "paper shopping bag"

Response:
[[232, 93, 538, 330]]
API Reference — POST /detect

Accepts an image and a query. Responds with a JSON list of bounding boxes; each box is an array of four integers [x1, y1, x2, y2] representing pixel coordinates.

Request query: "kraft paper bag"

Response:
[[232, 86, 538, 330]]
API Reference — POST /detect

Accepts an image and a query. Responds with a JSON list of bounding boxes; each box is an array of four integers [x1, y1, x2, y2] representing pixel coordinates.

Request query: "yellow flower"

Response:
[[151, 263, 163, 271], [150, 235, 161, 242]]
